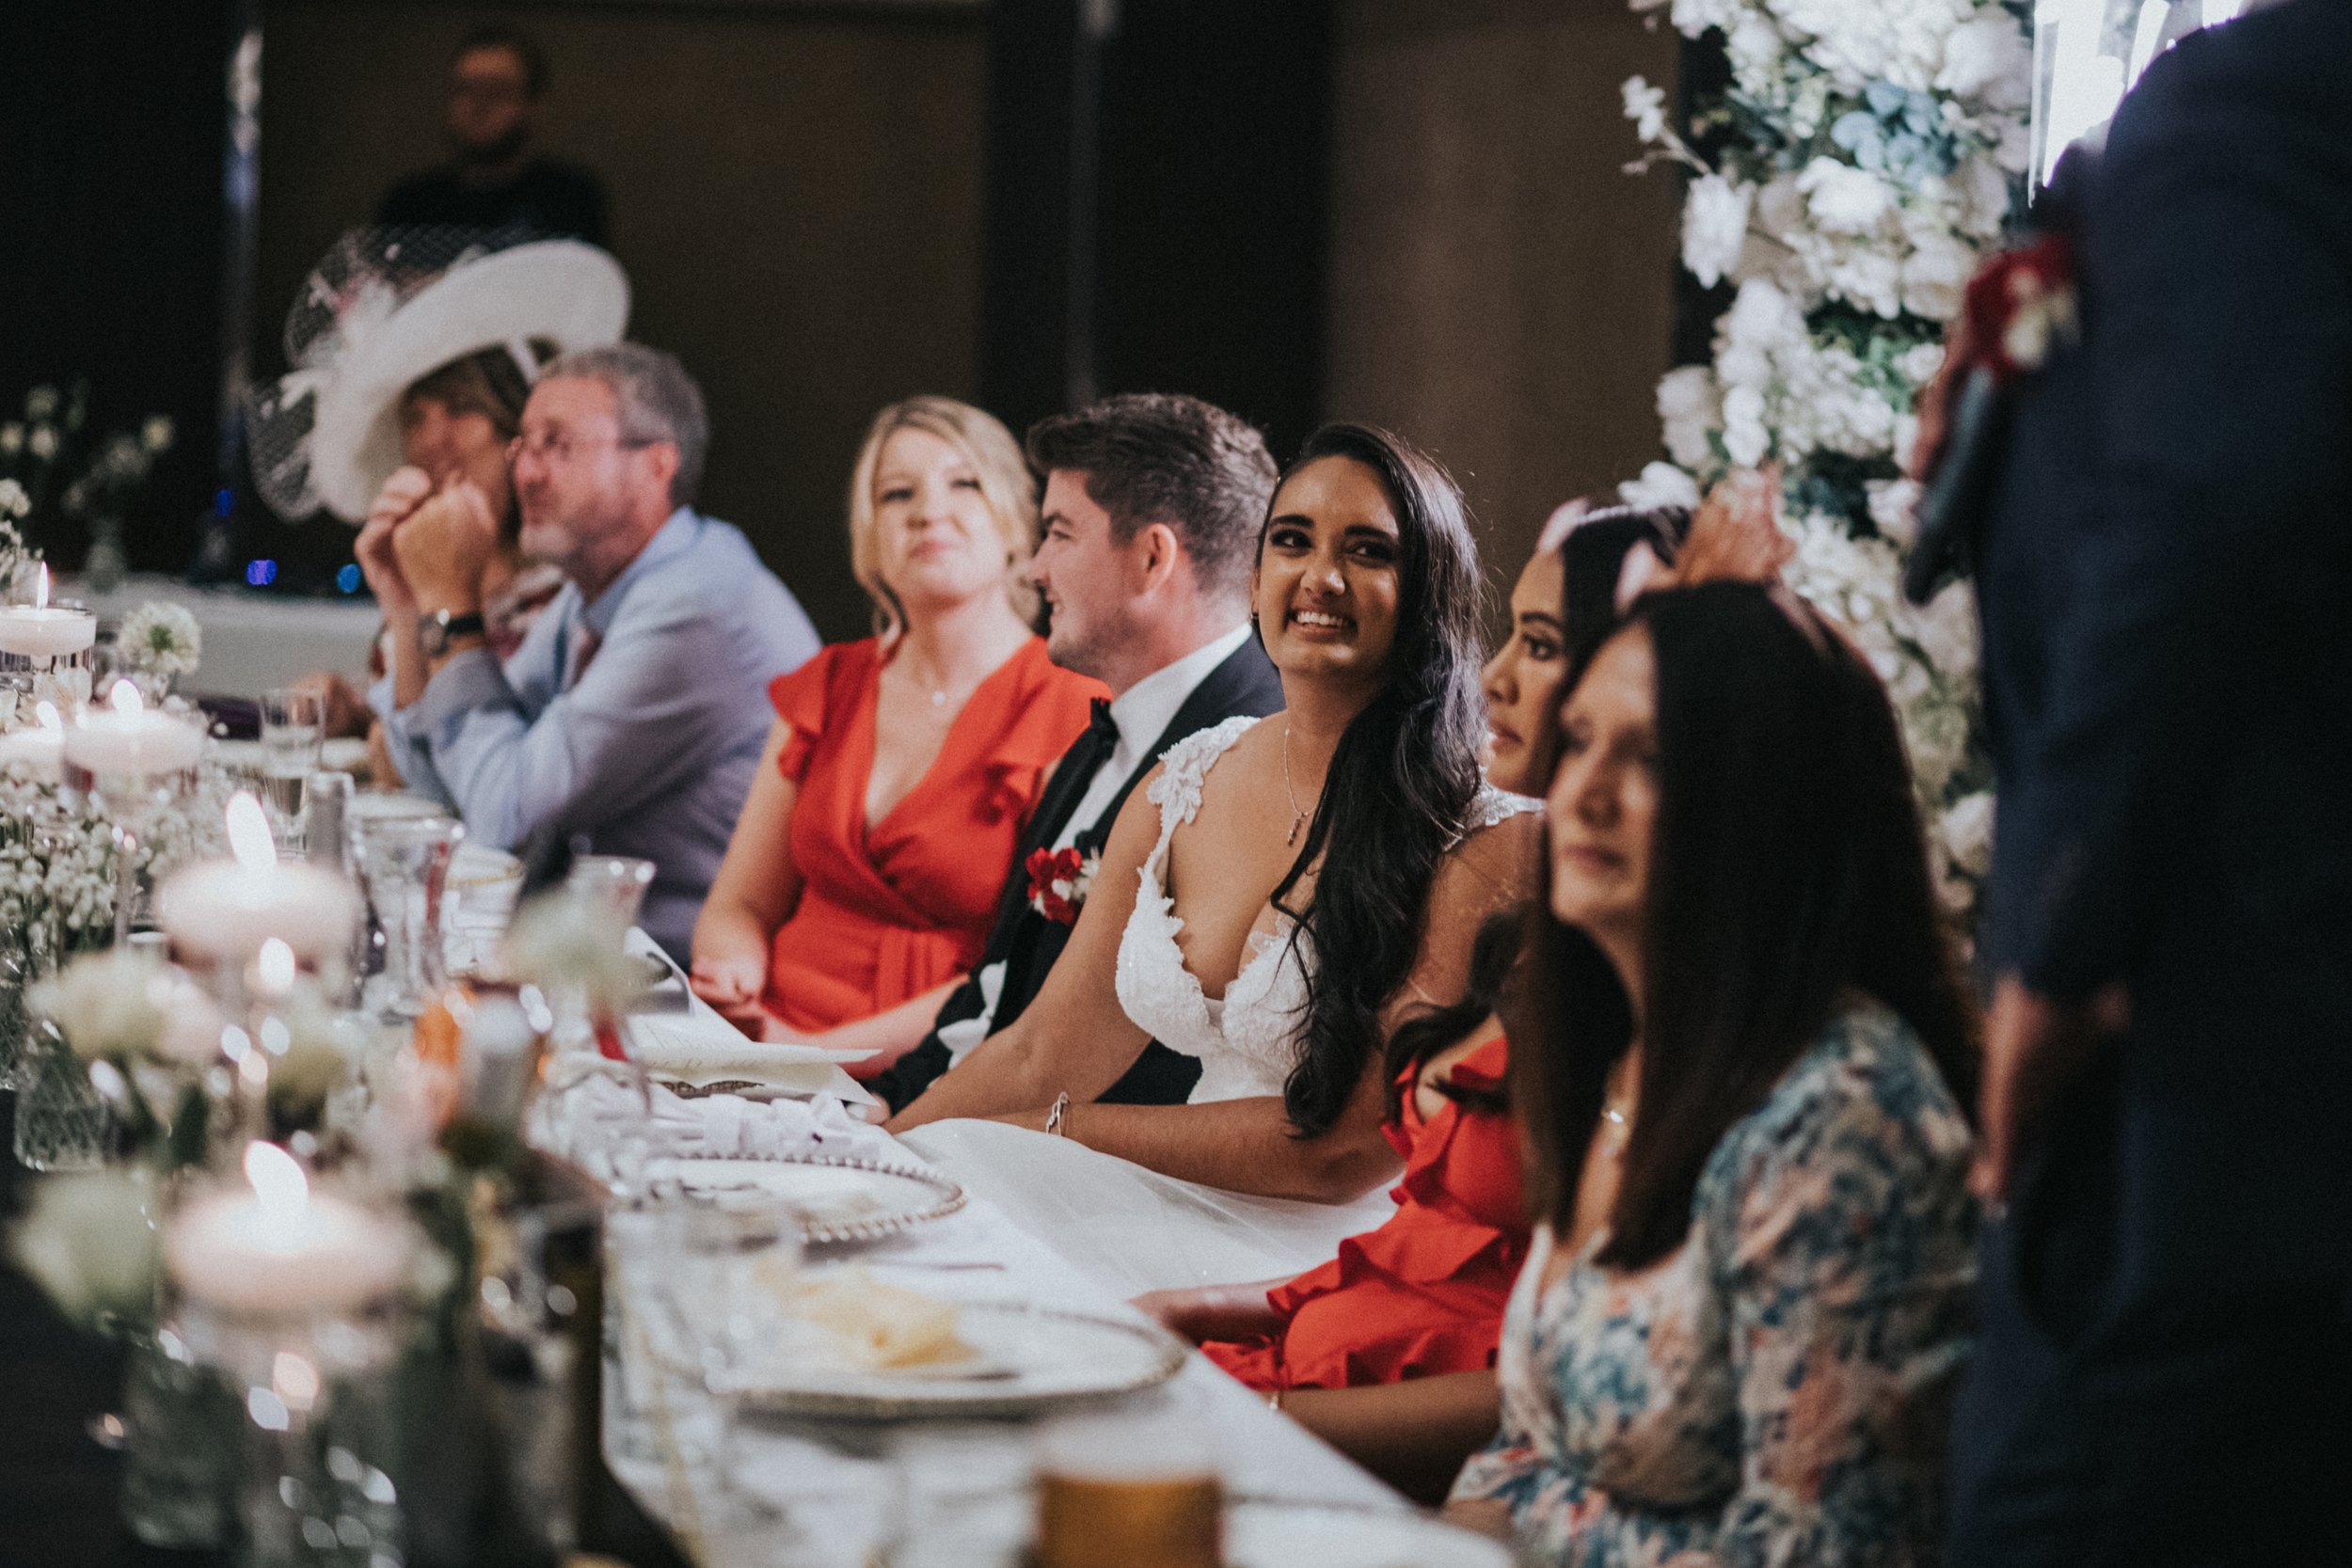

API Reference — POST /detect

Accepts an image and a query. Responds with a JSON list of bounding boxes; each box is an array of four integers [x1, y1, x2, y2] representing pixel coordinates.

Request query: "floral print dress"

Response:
[[1451, 999, 1977, 1566]]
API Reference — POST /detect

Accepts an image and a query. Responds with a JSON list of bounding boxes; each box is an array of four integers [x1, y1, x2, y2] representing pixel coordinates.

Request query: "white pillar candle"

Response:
[[62, 685, 204, 777], [0, 606, 98, 658], [0, 567, 97, 658], [166, 1142, 407, 1319], [155, 793, 358, 964]]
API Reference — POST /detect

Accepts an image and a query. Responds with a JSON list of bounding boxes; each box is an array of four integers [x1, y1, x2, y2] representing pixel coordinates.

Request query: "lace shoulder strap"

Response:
[[1142, 713, 1261, 867], [1451, 784, 1541, 847]]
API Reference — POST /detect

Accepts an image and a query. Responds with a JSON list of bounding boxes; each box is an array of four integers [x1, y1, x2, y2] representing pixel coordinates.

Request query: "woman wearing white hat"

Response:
[[249, 230, 629, 772]]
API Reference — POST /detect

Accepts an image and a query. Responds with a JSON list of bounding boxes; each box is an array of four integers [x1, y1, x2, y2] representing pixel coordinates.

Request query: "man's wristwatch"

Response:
[[419, 609, 485, 658]]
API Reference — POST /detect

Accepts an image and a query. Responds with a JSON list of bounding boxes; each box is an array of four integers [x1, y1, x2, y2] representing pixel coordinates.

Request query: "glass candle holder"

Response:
[[352, 814, 464, 1022]]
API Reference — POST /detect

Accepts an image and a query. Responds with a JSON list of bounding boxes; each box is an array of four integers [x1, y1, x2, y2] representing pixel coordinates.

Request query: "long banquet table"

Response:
[[602, 1142, 1409, 1567]]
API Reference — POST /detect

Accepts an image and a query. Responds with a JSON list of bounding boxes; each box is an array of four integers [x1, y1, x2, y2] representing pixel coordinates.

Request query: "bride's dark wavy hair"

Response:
[[1267, 424, 1487, 1138]]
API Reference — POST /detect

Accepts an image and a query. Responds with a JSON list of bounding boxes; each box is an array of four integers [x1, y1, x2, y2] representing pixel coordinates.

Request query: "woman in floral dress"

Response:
[[1450, 580, 1979, 1565]]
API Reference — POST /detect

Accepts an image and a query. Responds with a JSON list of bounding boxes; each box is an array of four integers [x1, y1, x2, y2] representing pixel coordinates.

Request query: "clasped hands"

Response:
[[688, 951, 806, 1043], [354, 465, 501, 624]]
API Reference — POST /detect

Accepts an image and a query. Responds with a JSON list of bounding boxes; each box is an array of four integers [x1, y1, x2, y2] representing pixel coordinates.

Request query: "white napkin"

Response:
[[532, 1070, 910, 1178], [626, 1013, 870, 1085]]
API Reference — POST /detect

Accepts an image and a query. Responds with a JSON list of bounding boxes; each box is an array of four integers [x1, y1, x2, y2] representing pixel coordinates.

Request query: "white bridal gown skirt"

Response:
[[897, 1120, 1399, 1299]]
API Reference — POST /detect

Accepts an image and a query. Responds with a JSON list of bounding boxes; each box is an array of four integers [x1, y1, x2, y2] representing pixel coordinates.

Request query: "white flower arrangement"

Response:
[[113, 601, 203, 686], [1617, 0, 2026, 919], [0, 754, 234, 952]]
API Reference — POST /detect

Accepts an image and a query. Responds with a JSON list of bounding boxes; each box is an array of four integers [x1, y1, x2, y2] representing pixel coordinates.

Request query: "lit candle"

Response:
[[61, 681, 204, 778], [0, 566, 98, 659], [0, 700, 66, 782], [154, 792, 358, 965], [165, 1142, 408, 1319]]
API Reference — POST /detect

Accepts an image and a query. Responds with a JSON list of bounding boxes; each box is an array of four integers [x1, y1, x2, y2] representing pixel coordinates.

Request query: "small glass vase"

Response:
[[11, 1023, 112, 1169], [119, 1327, 241, 1550]]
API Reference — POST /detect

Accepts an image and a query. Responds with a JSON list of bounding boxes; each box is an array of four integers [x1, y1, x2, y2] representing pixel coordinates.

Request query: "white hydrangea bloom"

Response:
[[1657, 367, 1723, 471], [1682, 175, 1755, 287]]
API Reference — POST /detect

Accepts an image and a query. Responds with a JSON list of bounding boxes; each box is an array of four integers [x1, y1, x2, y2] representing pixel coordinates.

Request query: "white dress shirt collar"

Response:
[[1104, 622, 1254, 776]]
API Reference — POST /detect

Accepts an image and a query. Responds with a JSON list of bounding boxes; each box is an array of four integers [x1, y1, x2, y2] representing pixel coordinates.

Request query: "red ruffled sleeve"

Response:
[[968, 641, 1108, 829], [767, 641, 873, 785]]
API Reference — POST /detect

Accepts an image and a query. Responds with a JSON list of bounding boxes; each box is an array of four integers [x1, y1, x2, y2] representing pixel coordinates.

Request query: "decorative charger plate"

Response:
[[1223, 1499, 1512, 1568], [726, 1300, 1186, 1419], [640, 1151, 966, 1245]]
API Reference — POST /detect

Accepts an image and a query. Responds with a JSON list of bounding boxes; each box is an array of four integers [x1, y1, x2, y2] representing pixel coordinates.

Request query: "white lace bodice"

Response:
[[1112, 715, 1539, 1105]]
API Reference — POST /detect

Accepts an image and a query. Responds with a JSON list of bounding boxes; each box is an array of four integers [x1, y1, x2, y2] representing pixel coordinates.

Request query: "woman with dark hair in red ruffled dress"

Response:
[[690, 397, 1104, 1074], [1138, 499, 1691, 1501]]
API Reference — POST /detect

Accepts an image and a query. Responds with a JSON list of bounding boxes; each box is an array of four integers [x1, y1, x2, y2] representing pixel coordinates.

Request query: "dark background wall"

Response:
[[0, 0, 1681, 642], [1326, 0, 1683, 604]]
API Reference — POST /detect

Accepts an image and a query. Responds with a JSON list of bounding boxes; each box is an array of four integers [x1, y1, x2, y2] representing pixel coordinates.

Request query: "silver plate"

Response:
[[641, 1151, 967, 1246], [728, 1300, 1186, 1419]]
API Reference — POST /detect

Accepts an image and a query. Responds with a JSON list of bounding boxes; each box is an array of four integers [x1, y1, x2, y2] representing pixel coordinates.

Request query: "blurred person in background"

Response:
[[377, 23, 608, 245]]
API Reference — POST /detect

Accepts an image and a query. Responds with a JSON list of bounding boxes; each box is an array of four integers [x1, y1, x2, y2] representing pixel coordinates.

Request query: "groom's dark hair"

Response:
[[1026, 393, 1275, 602]]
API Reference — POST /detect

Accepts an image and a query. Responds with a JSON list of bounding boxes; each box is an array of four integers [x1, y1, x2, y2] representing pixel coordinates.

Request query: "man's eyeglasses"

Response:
[[508, 433, 660, 467]]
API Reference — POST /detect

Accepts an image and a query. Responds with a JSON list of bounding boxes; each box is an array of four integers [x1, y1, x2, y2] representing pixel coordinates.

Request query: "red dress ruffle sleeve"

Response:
[[1203, 1033, 1528, 1390]]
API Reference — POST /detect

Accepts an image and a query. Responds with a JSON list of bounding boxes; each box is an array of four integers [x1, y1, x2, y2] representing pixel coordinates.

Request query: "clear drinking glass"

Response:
[[258, 688, 326, 853], [352, 813, 464, 1020], [604, 1198, 802, 1563], [564, 855, 657, 929]]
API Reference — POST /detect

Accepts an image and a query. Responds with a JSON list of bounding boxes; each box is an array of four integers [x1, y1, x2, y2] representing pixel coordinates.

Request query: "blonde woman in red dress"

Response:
[[690, 398, 1105, 1074]]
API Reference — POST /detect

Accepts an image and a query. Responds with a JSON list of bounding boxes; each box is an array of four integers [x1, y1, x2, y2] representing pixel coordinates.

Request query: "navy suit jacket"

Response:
[[869, 638, 1284, 1113], [1980, 0, 2352, 1291]]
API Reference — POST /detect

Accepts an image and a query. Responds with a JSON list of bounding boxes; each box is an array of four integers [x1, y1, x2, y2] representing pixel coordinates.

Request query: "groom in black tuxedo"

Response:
[[867, 394, 1282, 1113], [1947, 3, 2352, 1562]]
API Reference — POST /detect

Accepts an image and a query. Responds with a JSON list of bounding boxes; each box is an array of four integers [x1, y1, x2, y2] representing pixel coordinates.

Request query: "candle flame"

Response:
[[226, 791, 278, 870], [108, 680, 142, 716], [256, 939, 296, 994], [244, 1141, 309, 1234], [34, 701, 60, 736], [32, 563, 48, 610]]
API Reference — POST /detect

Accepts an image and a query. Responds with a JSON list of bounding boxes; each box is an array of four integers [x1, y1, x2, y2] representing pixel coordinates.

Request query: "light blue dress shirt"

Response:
[[376, 508, 820, 957]]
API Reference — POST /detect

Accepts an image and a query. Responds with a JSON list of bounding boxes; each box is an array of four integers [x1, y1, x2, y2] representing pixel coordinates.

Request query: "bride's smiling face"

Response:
[[1252, 456, 1403, 692]]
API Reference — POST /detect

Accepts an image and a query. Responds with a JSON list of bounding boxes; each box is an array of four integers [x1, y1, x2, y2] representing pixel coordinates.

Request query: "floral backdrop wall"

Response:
[[1614, 0, 2032, 920]]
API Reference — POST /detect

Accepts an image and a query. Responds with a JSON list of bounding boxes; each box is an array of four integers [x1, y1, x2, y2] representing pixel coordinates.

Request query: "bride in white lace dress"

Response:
[[893, 425, 1537, 1296]]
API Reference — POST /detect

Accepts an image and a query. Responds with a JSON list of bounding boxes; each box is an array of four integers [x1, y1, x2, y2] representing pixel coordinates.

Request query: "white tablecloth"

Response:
[[573, 1078, 1421, 1566]]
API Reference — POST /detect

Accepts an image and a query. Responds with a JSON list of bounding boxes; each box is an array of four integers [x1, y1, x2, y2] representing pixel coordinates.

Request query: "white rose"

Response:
[[1726, 13, 1785, 76], [1939, 789, 1996, 878], [1721, 384, 1772, 467], [1618, 462, 1705, 513], [1829, 247, 1904, 317], [8, 1170, 160, 1327], [1657, 366, 1722, 470], [1899, 341, 1948, 387], [1910, 579, 1979, 676], [1902, 230, 1979, 320], [1938, 14, 2033, 107], [1867, 478, 1925, 548], [1682, 175, 1754, 288], [1796, 157, 1893, 235]]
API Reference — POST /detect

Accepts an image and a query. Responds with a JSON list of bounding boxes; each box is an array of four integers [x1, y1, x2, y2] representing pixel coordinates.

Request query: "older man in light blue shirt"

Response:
[[365, 343, 817, 956]]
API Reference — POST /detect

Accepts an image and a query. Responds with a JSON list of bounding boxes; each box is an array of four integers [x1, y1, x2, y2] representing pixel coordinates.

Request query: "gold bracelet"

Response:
[[1044, 1090, 1072, 1136]]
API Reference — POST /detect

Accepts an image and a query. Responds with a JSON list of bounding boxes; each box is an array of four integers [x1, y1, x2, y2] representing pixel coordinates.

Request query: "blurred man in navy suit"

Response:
[[1947, 2, 2352, 1562]]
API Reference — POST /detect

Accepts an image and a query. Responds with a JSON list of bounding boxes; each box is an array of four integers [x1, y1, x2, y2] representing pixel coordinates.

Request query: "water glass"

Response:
[[564, 855, 657, 929], [352, 813, 464, 1021], [259, 688, 326, 851]]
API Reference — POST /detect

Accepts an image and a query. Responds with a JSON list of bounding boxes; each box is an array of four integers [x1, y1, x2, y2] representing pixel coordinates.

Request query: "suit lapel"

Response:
[[1072, 638, 1283, 855]]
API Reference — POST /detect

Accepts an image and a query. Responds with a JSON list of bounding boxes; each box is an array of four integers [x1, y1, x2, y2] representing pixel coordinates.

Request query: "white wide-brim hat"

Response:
[[250, 232, 630, 523]]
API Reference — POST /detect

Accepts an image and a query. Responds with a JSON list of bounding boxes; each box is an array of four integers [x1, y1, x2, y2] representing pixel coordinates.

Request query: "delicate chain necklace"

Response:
[[1279, 721, 1311, 847]]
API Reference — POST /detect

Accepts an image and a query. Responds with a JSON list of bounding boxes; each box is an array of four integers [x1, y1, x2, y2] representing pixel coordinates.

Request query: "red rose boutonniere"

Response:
[[1025, 847, 1099, 927], [1962, 231, 2078, 385]]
